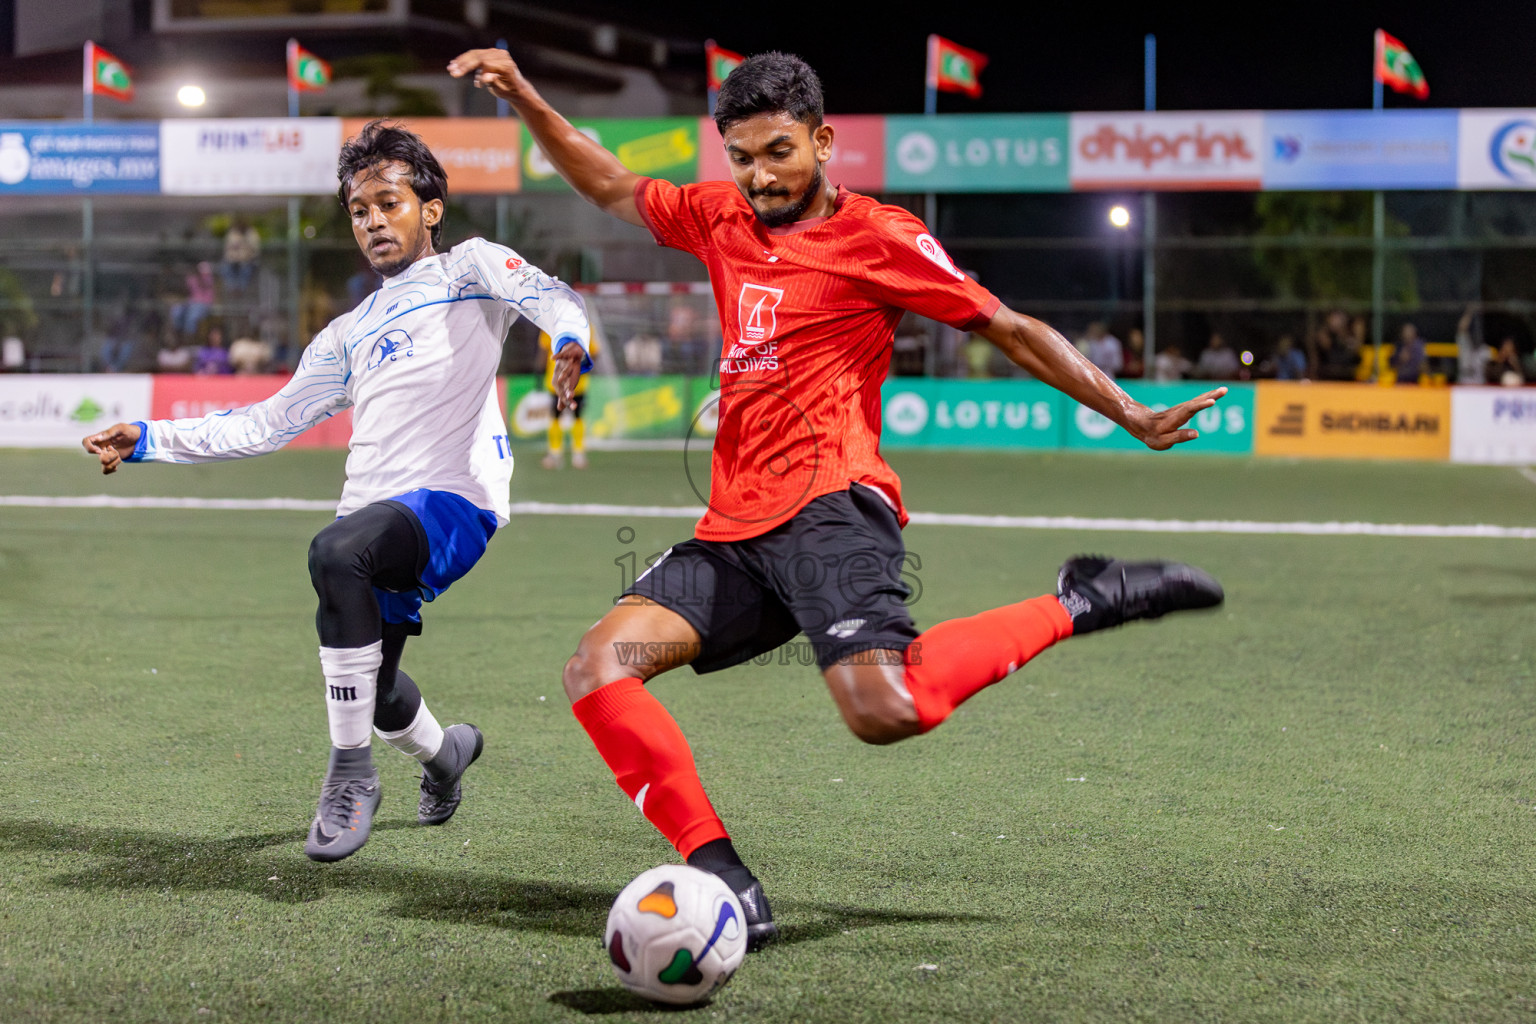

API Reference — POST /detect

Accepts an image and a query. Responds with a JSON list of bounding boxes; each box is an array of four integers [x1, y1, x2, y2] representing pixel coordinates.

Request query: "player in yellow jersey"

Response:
[[538, 328, 596, 468]]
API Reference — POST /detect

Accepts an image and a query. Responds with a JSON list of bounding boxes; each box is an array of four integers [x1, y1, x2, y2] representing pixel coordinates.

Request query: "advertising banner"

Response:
[[884, 114, 1070, 192], [1450, 387, 1536, 464], [1262, 111, 1458, 190], [1070, 112, 1264, 190], [340, 118, 519, 194], [0, 374, 153, 448], [1457, 109, 1536, 190], [697, 115, 886, 192], [880, 379, 1062, 448], [506, 375, 690, 440], [522, 118, 698, 191], [1254, 382, 1450, 460], [1065, 382, 1254, 453], [149, 374, 353, 448], [160, 118, 343, 195], [0, 123, 159, 195]]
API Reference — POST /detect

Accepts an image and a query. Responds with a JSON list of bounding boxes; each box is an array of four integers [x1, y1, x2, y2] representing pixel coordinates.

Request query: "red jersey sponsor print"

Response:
[[634, 177, 1001, 541]]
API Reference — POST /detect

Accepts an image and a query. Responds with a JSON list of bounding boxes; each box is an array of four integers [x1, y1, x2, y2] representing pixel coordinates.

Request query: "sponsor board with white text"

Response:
[[0, 374, 153, 447], [1450, 387, 1536, 464], [160, 118, 342, 195], [1070, 112, 1264, 190], [1457, 110, 1536, 189]]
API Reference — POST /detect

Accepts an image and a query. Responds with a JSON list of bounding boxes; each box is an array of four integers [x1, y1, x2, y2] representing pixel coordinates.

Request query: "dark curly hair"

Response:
[[336, 120, 448, 248], [712, 52, 824, 134]]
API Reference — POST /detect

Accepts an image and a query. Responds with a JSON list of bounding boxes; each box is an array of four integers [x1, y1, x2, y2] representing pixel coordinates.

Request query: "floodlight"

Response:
[[1108, 205, 1131, 229], [177, 85, 207, 108]]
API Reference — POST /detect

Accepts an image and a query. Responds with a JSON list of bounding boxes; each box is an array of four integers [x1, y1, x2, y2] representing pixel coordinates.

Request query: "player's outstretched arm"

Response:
[[447, 48, 645, 227], [979, 306, 1226, 451], [82, 422, 142, 475]]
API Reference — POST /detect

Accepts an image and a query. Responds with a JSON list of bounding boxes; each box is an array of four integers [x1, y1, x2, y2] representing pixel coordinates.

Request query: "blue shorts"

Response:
[[374, 489, 499, 625]]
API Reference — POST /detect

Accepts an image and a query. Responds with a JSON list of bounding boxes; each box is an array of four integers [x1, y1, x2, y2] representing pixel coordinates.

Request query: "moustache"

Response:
[[748, 185, 793, 199]]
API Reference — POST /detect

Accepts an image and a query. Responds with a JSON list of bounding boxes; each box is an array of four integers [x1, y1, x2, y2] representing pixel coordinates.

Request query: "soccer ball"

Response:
[[604, 864, 747, 1005]]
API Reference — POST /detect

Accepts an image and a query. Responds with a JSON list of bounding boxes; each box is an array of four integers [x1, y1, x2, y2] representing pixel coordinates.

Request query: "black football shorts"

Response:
[[625, 485, 920, 673]]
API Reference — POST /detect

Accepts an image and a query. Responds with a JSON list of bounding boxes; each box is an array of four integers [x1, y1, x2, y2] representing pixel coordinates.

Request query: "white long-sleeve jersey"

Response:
[[129, 238, 589, 526]]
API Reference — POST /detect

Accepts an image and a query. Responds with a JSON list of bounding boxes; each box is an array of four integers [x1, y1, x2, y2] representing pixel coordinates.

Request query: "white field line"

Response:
[[1518, 467, 1536, 487], [3, 494, 1535, 539]]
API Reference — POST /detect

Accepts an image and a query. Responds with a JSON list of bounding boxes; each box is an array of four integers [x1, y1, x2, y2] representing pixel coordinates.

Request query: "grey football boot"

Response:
[[418, 723, 484, 825], [304, 746, 382, 863]]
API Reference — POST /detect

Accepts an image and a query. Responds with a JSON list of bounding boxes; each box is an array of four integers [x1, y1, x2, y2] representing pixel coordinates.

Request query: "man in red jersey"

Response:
[[449, 48, 1226, 948]]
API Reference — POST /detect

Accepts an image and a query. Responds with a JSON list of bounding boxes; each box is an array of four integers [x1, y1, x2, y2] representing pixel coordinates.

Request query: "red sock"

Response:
[[904, 594, 1074, 732], [572, 678, 729, 858]]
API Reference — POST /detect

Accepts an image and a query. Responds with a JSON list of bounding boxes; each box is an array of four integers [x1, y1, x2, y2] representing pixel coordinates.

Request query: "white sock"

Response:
[[318, 642, 382, 749], [375, 699, 445, 763]]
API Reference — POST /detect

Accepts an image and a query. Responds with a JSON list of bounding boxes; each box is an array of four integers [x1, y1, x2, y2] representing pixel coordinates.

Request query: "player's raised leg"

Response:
[[563, 596, 778, 949], [822, 556, 1225, 743]]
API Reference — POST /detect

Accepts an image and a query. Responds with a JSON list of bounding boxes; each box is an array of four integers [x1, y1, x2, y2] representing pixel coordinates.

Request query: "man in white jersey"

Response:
[[83, 121, 592, 862]]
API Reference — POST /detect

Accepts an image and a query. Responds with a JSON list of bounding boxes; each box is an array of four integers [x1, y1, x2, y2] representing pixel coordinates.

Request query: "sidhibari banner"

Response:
[[0, 123, 159, 195], [521, 119, 699, 192], [1449, 387, 1536, 464], [1065, 382, 1255, 454], [0, 374, 152, 447], [340, 118, 520, 194], [160, 118, 343, 195], [506, 376, 690, 440], [1253, 382, 1450, 460], [879, 379, 1062, 448], [884, 114, 1069, 192]]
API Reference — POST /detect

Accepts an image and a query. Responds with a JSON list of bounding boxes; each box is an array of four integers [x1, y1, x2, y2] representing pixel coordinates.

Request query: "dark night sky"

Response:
[[559, 1, 1536, 114]]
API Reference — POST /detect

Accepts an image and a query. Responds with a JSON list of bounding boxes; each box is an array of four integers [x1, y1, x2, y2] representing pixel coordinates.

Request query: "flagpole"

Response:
[[1141, 33, 1156, 377], [495, 37, 510, 245], [287, 39, 299, 117], [706, 39, 720, 116], [922, 34, 937, 232], [83, 41, 93, 122], [1370, 30, 1384, 378]]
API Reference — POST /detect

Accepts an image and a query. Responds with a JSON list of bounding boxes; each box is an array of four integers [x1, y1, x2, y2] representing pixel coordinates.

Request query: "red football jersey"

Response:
[[635, 178, 1001, 541]]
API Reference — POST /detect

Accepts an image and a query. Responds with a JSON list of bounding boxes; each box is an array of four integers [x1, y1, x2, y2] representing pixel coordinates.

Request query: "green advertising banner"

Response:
[[1064, 382, 1254, 454], [880, 379, 1062, 448], [884, 114, 1071, 192], [520, 118, 699, 191], [506, 375, 690, 439]]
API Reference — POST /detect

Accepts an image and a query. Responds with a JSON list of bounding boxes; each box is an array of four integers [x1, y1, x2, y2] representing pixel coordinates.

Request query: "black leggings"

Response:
[[308, 501, 428, 732]]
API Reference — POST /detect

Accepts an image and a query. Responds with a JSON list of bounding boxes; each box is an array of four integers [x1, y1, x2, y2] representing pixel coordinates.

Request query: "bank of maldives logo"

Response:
[[737, 283, 783, 342], [1489, 120, 1536, 184]]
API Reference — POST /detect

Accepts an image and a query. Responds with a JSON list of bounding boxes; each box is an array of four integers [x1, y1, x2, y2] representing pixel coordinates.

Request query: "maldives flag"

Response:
[[1374, 29, 1428, 100], [287, 39, 331, 93], [706, 41, 743, 91], [927, 34, 987, 99], [85, 41, 133, 102]]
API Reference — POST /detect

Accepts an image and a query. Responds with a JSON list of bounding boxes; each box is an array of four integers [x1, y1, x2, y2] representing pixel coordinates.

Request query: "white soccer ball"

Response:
[[604, 864, 747, 1005]]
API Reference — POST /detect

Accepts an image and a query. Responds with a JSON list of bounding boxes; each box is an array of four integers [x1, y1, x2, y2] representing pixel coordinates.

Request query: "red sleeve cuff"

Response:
[[958, 295, 1002, 332], [632, 177, 666, 247]]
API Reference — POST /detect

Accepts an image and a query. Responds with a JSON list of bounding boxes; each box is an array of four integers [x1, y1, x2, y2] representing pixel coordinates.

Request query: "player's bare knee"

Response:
[[840, 699, 921, 746], [561, 642, 607, 704]]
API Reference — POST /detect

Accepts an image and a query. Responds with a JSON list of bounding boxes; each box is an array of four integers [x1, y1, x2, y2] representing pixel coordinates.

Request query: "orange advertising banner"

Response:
[[1253, 382, 1450, 460], [341, 118, 520, 194]]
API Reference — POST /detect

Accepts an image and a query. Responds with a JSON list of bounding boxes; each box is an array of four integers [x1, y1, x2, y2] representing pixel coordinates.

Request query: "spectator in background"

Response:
[[622, 332, 663, 375], [346, 258, 379, 310], [1194, 332, 1240, 380], [157, 339, 193, 373], [171, 262, 217, 344], [220, 217, 261, 295], [2, 335, 25, 371], [667, 297, 705, 374], [99, 312, 135, 373], [1081, 321, 1124, 378], [1153, 343, 1191, 382], [195, 325, 232, 375], [1122, 328, 1146, 378], [228, 332, 273, 375], [1456, 306, 1492, 385], [1490, 338, 1525, 387], [1392, 322, 1427, 385], [1267, 334, 1307, 380], [1315, 309, 1360, 381]]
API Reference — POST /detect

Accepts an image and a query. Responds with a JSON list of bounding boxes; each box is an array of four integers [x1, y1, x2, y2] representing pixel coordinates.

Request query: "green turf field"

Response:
[[3, 445, 1534, 1023]]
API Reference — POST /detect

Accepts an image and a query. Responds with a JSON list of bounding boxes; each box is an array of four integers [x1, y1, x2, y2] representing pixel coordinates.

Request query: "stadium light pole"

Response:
[[495, 38, 511, 245], [1370, 32, 1385, 379], [1142, 33, 1157, 378]]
